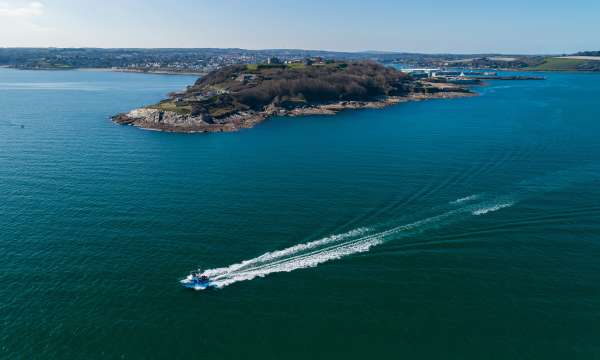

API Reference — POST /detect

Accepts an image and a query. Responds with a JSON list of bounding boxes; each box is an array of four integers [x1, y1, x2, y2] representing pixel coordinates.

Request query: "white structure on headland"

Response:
[[399, 68, 441, 77]]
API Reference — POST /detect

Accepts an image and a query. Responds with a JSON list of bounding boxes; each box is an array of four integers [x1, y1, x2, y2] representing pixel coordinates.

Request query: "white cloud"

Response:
[[0, 1, 53, 45], [0, 1, 44, 17]]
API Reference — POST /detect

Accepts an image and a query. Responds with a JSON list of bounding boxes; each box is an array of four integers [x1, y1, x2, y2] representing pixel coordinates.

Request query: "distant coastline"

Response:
[[82, 68, 207, 76], [3, 48, 600, 76], [1, 66, 205, 76]]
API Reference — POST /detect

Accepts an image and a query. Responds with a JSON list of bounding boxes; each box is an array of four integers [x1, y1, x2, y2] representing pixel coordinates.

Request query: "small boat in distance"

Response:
[[181, 272, 215, 290]]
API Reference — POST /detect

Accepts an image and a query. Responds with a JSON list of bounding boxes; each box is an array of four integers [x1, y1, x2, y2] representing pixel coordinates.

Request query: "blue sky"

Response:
[[1, 0, 599, 53]]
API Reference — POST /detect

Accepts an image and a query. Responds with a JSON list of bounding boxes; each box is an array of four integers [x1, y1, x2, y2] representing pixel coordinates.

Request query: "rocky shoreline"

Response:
[[112, 87, 475, 134]]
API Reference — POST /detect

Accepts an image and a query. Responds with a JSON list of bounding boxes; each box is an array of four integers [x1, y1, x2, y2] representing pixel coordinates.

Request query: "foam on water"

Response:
[[205, 237, 384, 288], [472, 201, 515, 216], [451, 194, 481, 204], [183, 166, 600, 290], [183, 198, 512, 290], [200, 227, 370, 277]]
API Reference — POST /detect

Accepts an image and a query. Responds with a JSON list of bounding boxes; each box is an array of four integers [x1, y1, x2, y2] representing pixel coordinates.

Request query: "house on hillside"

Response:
[[236, 74, 257, 84]]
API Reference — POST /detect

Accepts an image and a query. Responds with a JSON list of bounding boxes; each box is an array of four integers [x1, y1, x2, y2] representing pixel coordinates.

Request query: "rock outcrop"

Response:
[[113, 88, 474, 133]]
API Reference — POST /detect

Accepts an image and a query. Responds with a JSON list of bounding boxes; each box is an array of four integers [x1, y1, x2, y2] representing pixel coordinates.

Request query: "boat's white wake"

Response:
[[450, 194, 481, 204], [183, 165, 600, 290], [472, 199, 515, 216], [197, 227, 370, 278], [183, 195, 516, 290]]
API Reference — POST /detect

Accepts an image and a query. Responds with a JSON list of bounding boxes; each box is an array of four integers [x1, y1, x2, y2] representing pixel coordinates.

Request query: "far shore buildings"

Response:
[[400, 67, 497, 80], [267, 57, 283, 65], [284, 59, 304, 65], [270, 56, 324, 66]]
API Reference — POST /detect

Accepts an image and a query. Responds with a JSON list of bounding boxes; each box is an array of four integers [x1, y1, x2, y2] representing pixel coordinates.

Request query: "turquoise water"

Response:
[[1, 68, 600, 359]]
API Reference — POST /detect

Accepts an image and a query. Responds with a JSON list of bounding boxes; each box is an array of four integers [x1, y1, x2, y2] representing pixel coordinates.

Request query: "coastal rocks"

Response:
[[112, 108, 213, 132], [280, 91, 473, 118], [112, 83, 475, 134], [112, 107, 271, 133]]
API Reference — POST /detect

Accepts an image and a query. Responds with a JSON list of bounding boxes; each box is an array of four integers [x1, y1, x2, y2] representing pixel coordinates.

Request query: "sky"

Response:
[[1, 0, 599, 54]]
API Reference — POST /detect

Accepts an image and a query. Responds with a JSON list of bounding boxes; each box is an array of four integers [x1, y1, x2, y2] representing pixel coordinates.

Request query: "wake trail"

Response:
[[184, 195, 514, 290], [201, 227, 370, 277], [183, 165, 600, 290], [450, 194, 481, 204]]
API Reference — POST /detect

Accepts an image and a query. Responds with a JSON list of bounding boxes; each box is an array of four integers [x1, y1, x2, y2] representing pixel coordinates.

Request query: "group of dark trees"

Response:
[[191, 61, 412, 112]]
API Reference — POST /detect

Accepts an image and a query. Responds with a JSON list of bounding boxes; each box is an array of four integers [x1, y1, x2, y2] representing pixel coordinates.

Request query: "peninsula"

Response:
[[112, 61, 474, 133]]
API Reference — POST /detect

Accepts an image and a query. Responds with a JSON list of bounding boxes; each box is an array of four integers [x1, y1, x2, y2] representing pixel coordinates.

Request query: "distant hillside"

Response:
[[574, 51, 600, 57], [0, 48, 417, 70], [527, 56, 600, 71], [442, 56, 542, 69]]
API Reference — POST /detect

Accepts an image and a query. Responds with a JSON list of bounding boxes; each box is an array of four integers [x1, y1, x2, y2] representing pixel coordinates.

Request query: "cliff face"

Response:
[[113, 108, 211, 132], [112, 61, 474, 133], [112, 108, 269, 133]]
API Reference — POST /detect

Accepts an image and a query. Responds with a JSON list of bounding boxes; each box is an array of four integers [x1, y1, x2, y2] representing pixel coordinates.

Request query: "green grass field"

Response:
[[147, 101, 192, 115], [528, 57, 586, 71]]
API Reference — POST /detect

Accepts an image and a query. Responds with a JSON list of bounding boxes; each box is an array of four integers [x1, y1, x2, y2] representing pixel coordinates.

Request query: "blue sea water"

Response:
[[1, 68, 600, 359]]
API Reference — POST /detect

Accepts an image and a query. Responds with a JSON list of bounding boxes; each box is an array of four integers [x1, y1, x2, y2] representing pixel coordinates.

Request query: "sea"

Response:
[[1, 67, 600, 359]]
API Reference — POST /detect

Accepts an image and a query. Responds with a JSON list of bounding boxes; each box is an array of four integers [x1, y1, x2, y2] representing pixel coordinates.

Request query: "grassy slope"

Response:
[[528, 57, 587, 71], [147, 101, 192, 115]]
